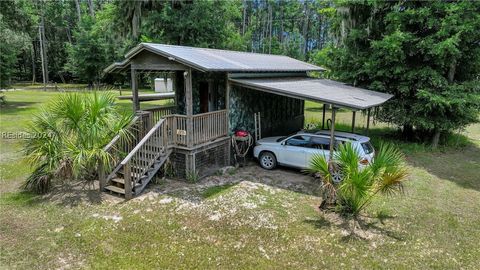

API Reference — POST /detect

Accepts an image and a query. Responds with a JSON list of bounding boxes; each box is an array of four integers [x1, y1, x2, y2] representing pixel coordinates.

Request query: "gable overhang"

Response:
[[104, 43, 326, 74]]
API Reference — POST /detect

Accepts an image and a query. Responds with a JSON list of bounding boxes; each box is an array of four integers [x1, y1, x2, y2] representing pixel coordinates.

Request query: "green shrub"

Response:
[[307, 142, 408, 217], [23, 92, 132, 193]]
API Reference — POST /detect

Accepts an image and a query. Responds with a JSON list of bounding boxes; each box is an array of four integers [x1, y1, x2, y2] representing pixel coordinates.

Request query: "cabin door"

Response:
[[199, 81, 217, 113], [199, 82, 209, 113]]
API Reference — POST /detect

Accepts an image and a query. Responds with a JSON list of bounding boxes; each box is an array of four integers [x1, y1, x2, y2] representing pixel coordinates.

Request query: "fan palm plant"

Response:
[[24, 91, 133, 193], [307, 142, 408, 217]]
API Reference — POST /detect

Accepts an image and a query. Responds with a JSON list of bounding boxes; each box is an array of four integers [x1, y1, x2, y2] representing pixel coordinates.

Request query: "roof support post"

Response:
[[185, 69, 193, 148], [329, 107, 337, 161], [225, 76, 230, 133], [366, 108, 371, 136], [225, 75, 232, 165], [351, 111, 356, 133], [322, 104, 326, 130], [131, 68, 139, 112]]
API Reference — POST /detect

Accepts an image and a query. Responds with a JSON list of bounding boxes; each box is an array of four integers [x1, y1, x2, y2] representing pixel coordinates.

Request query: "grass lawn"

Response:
[[1, 88, 479, 269]]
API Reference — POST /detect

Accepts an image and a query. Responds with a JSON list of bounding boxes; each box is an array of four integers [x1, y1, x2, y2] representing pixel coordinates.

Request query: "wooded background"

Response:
[[1, 0, 479, 144], [0, 0, 335, 87]]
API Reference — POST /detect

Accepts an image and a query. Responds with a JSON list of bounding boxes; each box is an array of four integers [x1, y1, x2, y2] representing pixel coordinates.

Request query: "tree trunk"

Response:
[[39, 26, 46, 90], [448, 60, 456, 83], [87, 0, 95, 17], [242, 0, 246, 36], [432, 128, 441, 148], [268, 5, 272, 54], [402, 124, 414, 140], [39, 5, 49, 85], [74, 0, 81, 22], [31, 42, 36, 83]]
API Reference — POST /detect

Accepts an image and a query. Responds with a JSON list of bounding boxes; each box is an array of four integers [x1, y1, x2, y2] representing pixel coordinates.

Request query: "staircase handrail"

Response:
[[120, 118, 166, 165]]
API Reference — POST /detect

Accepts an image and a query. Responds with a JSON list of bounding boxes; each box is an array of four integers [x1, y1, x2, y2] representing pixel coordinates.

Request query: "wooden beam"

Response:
[[366, 108, 371, 135], [225, 76, 231, 165], [124, 164, 132, 200], [322, 104, 326, 129], [98, 163, 106, 192], [131, 68, 139, 112], [130, 63, 186, 71], [329, 107, 336, 161], [185, 69, 193, 148], [351, 111, 356, 133], [225, 76, 231, 133]]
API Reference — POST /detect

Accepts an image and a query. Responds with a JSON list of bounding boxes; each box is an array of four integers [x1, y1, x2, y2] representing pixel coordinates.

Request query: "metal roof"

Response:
[[105, 43, 324, 73], [229, 77, 393, 110]]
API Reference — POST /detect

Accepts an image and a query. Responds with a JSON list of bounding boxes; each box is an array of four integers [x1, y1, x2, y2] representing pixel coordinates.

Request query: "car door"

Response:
[[278, 135, 311, 168], [304, 136, 331, 165]]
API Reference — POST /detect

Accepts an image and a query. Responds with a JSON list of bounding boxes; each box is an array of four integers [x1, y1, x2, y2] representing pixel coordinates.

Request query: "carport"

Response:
[[229, 76, 393, 159]]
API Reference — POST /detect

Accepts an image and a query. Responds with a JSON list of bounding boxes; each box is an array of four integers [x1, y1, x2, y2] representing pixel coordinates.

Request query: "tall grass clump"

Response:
[[23, 91, 132, 193]]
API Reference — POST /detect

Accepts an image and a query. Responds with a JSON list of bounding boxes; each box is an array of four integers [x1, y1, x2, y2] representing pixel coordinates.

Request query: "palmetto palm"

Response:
[[24, 92, 132, 193], [307, 142, 408, 216]]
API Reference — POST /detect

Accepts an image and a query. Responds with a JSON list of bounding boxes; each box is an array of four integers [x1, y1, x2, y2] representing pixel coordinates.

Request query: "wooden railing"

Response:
[[162, 110, 228, 147], [170, 114, 188, 146], [100, 114, 144, 189], [100, 109, 228, 193], [192, 110, 228, 145], [120, 118, 173, 198], [100, 112, 153, 188], [143, 105, 176, 124]]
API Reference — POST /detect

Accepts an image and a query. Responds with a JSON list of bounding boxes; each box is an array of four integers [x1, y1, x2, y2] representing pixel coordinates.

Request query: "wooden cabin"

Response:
[[102, 43, 392, 199]]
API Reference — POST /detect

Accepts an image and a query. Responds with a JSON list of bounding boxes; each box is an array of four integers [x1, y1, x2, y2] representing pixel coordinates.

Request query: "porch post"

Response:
[[351, 111, 356, 133], [184, 68, 193, 148], [131, 68, 139, 112], [329, 107, 337, 161], [322, 104, 326, 129], [225, 75, 232, 165], [225, 77, 230, 133], [366, 108, 371, 135]]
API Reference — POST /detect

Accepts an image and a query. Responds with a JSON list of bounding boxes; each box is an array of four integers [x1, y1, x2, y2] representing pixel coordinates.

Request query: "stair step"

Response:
[[117, 171, 149, 179], [104, 185, 125, 195], [111, 178, 142, 188]]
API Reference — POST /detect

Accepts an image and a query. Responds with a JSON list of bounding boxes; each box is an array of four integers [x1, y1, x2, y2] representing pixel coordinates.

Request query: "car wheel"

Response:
[[259, 152, 277, 170], [331, 169, 343, 183]]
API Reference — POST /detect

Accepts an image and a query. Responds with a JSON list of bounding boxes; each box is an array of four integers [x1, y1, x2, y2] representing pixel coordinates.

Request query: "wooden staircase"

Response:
[[102, 117, 173, 199]]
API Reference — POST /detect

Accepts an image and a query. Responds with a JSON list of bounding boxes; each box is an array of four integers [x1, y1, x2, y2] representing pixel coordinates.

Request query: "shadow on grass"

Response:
[[0, 101, 39, 115], [303, 208, 406, 242], [354, 126, 480, 192], [6, 181, 105, 207], [302, 216, 333, 229], [0, 191, 41, 206], [201, 183, 237, 199], [42, 181, 103, 207]]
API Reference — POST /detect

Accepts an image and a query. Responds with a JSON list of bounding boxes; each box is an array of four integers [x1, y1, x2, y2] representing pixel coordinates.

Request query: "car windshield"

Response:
[[361, 141, 374, 154], [276, 132, 298, 143]]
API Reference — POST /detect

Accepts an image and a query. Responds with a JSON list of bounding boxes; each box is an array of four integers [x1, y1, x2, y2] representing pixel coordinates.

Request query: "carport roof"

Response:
[[229, 77, 393, 110]]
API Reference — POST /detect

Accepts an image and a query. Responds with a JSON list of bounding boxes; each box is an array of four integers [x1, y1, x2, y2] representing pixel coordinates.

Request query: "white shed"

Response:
[[154, 78, 173, 93]]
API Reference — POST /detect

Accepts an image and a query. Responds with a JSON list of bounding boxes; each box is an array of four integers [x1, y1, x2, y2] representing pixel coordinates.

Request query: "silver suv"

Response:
[[253, 130, 375, 170]]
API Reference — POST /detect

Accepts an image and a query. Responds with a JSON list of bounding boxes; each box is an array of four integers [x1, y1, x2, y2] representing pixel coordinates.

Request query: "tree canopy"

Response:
[[322, 0, 480, 145], [1, 0, 333, 86], [1, 0, 479, 145]]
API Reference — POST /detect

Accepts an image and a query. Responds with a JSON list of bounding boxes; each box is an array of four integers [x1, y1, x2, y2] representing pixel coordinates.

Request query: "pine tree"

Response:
[[326, 1, 480, 146]]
